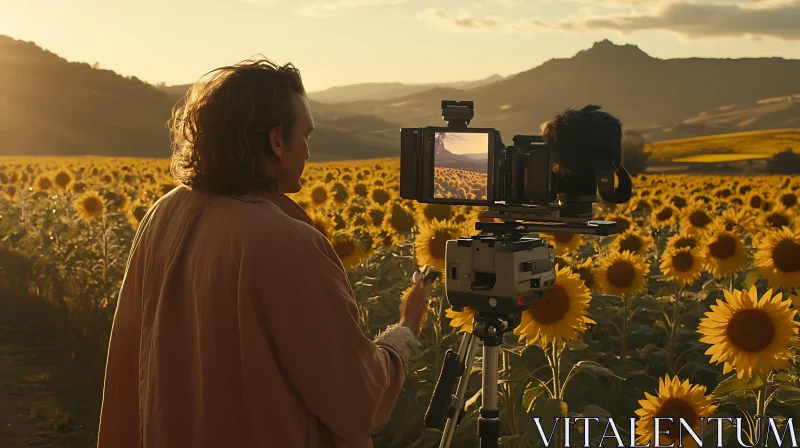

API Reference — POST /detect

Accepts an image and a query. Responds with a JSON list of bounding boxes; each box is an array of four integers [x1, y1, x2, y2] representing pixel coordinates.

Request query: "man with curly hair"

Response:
[[97, 57, 434, 448]]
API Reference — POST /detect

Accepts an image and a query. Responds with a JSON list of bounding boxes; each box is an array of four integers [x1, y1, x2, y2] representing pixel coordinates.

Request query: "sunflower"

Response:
[[33, 173, 54, 192], [605, 214, 632, 233], [125, 201, 150, 230], [306, 181, 331, 208], [697, 287, 800, 379], [414, 219, 461, 271], [665, 230, 704, 253], [634, 375, 718, 448], [542, 232, 583, 257], [308, 210, 335, 241], [670, 195, 688, 210], [714, 207, 753, 235], [514, 265, 596, 346], [366, 204, 387, 228], [651, 205, 677, 229], [660, 247, 704, 288], [331, 231, 365, 270], [757, 204, 795, 232], [352, 181, 369, 198], [53, 168, 74, 191], [383, 203, 416, 244], [369, 186, 393, 206], [417, 203, 454, 222], [445, 306, 476, 333], [596, 251, 650, 296], [610, 228, 653, 257], [73, 190, 105, 222], [754, 226, 800, 289], [330, 182, 349, 203], [573, 258, 598, 292], [2, 185, 17, 201], [701, 225, 747, 279], [777, 190, 798, 209], [104, 191, 130, 212], [679, 201, 714, 235], [745, 191, 768, 211]]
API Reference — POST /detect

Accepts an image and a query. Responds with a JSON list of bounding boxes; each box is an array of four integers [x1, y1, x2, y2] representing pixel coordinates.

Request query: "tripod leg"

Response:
[[439, 333, 479, 448], [479, 345, 500, 448]]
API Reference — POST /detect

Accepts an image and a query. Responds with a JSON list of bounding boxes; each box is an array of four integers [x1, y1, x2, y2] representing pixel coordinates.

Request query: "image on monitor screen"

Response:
[[433, 132, 489, 200]]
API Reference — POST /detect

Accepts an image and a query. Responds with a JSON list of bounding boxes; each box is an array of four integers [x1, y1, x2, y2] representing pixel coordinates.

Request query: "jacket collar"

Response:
[[230, 188, 313, 226]]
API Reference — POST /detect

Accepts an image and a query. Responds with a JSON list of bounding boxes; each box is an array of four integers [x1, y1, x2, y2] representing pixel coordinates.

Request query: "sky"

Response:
[[2, 0, 799, 92]]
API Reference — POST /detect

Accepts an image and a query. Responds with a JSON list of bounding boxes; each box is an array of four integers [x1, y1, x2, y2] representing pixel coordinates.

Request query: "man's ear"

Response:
[[268, 126, 284, 158]]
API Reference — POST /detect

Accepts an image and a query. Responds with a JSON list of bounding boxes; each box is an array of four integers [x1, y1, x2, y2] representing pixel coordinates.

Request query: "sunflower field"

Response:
[[434, 167, 488, 200], [1, 155, 800, 447]]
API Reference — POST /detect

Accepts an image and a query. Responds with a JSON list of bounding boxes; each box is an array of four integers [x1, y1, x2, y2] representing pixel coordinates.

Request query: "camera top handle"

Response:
[[441, 100, 473, 129]]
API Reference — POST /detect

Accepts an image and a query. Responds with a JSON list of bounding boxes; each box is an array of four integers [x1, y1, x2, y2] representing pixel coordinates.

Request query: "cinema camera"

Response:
[[400, 101, 633, 448]]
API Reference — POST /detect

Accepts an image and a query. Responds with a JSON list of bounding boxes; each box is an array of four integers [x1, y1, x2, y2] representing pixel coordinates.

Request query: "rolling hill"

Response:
[[2, 34, 798, 161], [330, 40, 800, 140], [0, 35, 399, 160], [306, 74, 504, 104], [645, 128, 800, 162]]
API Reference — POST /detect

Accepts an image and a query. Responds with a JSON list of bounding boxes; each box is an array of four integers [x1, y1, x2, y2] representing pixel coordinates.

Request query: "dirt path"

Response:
[[0, 291, 96, 447]]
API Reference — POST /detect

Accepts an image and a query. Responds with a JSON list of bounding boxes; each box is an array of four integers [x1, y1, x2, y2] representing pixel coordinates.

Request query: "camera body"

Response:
[[400, 100, 632, 220]]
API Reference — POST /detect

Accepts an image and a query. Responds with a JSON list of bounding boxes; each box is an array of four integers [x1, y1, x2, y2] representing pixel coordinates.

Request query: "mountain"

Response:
[[0, 35, 176, 158], [333, 40, 800, 141], [1, 35, 798, 160], [642, 94, 800, 141], [0, 35, 399, 160], [434, 136, 487, 174], [306, 74, 504, 104]]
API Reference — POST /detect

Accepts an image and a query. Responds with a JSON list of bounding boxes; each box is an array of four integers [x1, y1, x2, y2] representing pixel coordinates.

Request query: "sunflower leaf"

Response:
[[572, 360, 625, 381], [774, 387, 800, 406], [712, 373, 766, 396], [566, 340, 588, 351]]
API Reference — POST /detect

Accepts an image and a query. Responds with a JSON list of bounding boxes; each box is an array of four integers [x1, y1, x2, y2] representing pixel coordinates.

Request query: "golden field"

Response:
[[1, 155, 800, 447], [645, 128, 800, 163]]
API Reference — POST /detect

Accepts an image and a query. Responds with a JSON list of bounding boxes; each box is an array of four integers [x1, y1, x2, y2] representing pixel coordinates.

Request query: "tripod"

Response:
[[425, 312, 520, 448]]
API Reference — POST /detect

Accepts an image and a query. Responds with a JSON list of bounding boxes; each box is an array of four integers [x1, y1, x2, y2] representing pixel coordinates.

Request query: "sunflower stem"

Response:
[[667, 284, 681, 376], [621, 294, 630, 362]]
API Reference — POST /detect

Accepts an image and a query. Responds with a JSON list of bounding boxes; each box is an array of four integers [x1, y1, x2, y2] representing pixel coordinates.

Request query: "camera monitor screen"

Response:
[[432, 131, 489, 201]]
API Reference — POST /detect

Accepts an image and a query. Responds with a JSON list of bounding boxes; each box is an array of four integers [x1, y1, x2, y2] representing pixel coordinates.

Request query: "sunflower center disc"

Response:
[[334, 240, 354, 258], [85, 198, 101, 215], [727, 309, 775, 352], [689, 211, 712, 228], [674, 238, 696, 250], [577, 268, 594, 290], [620, 237, 643, 253], [750, 196, 762, 208], [657, 208, 673, 221], [672, 197, 687, 209], [607, 261, 635, 288], [555, 233, 574, 243], [672, 251, 696, 272], [773, 239, 800, 273], [766, 213, 790, 229], [654, 398, 699, 441], [390, 205, 414, 231], [530, 285, 570, 325], [613, 218, 631, 233], [312, 188, 327, 203], [709, 235, 736, 260], [781, 194, 798, 208], [429, 231, 449, 260]]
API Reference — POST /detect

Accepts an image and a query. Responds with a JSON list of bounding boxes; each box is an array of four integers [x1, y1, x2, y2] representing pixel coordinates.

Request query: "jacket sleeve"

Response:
[[97, 218, 146, 448], [240, 223, 419, 443]]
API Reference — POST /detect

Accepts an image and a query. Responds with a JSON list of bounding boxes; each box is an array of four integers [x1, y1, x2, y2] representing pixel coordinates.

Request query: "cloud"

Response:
[[417, 8, 506, 31], [417, 0, 800, 40], [295, 0, 407, 17], [579, 0, 800, 40]]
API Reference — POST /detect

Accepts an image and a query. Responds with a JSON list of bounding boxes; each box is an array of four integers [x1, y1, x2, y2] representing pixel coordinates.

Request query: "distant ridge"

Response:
[[1, 35, 798, 160]]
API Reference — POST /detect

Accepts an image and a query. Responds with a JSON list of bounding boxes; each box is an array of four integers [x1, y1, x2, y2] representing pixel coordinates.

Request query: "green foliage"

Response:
[[766, 147, 800, 174]]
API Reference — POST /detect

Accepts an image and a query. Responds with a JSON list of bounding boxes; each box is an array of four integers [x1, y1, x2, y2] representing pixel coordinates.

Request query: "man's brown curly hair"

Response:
[[168, 56, 305, 196]]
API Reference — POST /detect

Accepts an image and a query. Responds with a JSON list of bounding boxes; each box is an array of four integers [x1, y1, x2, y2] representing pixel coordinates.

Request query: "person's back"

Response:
[[97, 57, 433, 448]]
